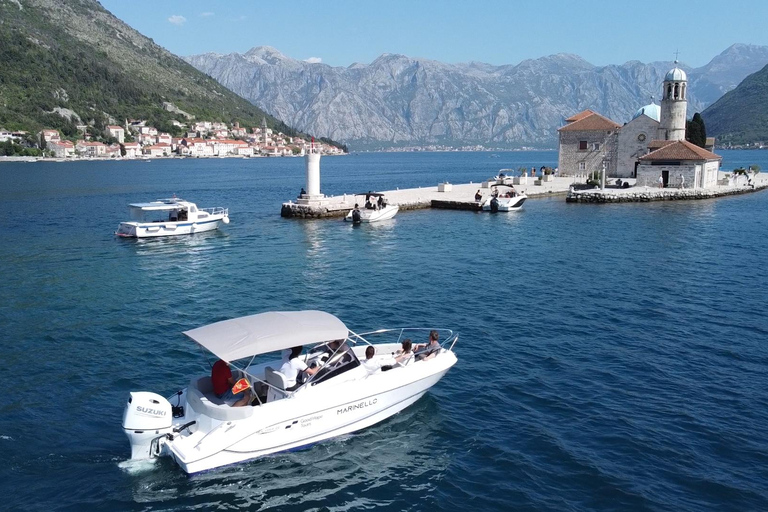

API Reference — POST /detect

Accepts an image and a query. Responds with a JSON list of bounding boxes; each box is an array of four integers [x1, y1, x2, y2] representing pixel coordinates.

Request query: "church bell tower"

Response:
[[658, 61, 688, 141]]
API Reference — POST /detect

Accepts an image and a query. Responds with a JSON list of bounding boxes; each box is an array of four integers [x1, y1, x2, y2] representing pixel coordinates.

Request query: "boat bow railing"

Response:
[[349, 327, 459, 353], [201, 207, 228, 216]]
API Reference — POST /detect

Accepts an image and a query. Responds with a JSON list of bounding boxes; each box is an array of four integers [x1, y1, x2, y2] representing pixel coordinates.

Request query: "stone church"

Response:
[[558, 63, 721, 188]]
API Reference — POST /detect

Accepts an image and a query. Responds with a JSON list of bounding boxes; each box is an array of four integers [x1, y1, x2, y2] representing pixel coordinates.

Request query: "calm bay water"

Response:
[[1, 150, 767, 511]]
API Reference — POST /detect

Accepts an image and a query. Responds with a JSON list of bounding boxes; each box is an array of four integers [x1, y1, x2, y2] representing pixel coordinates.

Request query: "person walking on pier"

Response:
[[658, 174, 664, 188]]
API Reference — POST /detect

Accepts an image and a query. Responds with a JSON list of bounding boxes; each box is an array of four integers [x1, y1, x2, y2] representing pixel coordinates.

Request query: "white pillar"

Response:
[[305, 149, 321, 196]]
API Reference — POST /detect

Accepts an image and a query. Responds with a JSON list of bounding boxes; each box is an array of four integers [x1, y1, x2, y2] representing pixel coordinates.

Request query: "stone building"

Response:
[[636, 139, 721, 188], [558, 62, 720, 185], [557, 111, 620, 176]]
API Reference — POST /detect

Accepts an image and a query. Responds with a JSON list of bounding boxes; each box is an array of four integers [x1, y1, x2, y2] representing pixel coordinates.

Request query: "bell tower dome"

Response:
[[657, 61, 688, 141]]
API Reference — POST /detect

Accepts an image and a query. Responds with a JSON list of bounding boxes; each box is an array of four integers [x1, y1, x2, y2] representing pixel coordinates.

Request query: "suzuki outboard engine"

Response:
[[490, 197, 499, 213], [352, 209, 362, 224], [122, 391, 173, 459]]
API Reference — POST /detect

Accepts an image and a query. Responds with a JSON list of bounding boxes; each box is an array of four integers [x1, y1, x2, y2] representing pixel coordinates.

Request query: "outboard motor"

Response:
[[352, 209, 362, 224], [490, 197, 499, 213], [122, 391, 173, 460]]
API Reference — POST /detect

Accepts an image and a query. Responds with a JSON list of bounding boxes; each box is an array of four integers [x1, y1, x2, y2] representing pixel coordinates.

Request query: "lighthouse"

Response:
[[297, 138, 327, 204]]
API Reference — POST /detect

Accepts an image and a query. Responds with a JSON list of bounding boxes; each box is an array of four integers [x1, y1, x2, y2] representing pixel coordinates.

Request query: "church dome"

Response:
[[633, 102, 661, 122], [665, 65, 687, 82]]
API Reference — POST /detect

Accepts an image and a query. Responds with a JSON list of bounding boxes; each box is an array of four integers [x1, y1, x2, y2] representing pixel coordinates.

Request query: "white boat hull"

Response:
[[481, 194, 526, 212], [116, 216, 226, 238], [142, 347, 456, 474], [345, 205, 399, 223]]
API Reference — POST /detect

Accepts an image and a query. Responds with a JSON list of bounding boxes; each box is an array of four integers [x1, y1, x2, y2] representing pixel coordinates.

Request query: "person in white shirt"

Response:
[[280, 346, 319, 388], [362, 346, 395, 374]]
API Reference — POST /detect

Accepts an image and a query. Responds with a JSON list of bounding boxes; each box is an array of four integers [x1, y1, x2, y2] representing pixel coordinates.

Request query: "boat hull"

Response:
[[162, 350, 456, 473], [481, 195, 526, 212], [116, 217, 225, 238], [345, 205, 399, 223]]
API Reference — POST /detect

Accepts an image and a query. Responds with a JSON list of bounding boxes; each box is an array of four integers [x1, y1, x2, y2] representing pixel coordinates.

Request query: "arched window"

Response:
[[674, 83, 679, 99], [667, 84, 673, 99], [681, 84, 686, 100]]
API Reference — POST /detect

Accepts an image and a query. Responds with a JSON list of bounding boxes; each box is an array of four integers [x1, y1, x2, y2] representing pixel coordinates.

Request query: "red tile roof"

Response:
[[647, 140, 676, 151], [558, 112, 621, 132], [639, 140, 721, 161], [565, 110, 595, 123]]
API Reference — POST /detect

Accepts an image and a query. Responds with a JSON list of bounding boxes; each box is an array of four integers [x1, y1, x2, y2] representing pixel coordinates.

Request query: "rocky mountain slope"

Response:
[[0, 0, 295, 138], [186, 44, 768, 149], [702, 62, 768, 145]]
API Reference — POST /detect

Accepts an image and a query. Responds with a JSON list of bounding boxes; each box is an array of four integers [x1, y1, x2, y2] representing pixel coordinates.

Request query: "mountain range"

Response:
[[702, 62, 768, 145], [0, 0, 300, 140], [186, 44, 768, 150]]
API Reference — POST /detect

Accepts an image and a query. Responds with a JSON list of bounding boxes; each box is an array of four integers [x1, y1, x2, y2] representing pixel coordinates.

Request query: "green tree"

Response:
[[686, 112, 707, 148]]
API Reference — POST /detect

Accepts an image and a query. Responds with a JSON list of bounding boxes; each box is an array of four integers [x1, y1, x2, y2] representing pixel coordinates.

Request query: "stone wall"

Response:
[[616, 115, 658, 178], [558, 129, 618, 176], [565, 181, 767, 203]]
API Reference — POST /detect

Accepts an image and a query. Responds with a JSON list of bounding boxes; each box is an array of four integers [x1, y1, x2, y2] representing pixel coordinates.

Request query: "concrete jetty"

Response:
[[281, 176, 577, 218]]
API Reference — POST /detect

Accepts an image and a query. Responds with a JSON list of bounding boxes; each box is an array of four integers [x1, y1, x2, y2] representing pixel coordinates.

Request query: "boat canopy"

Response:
[[128, 200, 190, 211], [183, 311, 349, 361]]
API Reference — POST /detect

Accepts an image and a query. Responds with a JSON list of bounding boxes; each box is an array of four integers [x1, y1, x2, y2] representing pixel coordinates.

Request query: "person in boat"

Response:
[[280, 346, 319, 388], [211, 359, 251, 407], [415, 330, 440, 361], [362, 346, 394, 374], [510, 186, 517, 197], [325, 339, 353, 365], [475, 190, 482, 202], [377, 195, 385, 209], [351, 204, 362, 223], [393, 339, 414, 365]]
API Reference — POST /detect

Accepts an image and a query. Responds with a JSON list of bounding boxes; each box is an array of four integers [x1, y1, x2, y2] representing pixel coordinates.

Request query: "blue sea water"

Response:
[[1, 150, 767, 511]]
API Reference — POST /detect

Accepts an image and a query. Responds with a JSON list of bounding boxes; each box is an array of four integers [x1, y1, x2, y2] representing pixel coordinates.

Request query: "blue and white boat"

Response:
[[116, 197, 229, 238]]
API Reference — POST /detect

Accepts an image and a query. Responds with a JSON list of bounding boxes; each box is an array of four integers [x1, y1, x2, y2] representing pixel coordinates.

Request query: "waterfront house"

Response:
[[41, 129, 61, 143], [105, 125, 125, 143], [48, 140, 75, 158], [76, 141, 107, 157], [145, 143, 171, 157], [123, 142, 141, 158]]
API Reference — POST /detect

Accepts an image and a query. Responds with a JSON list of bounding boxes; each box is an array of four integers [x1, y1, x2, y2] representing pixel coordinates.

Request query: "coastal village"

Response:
[[0, 116, 344, 160]]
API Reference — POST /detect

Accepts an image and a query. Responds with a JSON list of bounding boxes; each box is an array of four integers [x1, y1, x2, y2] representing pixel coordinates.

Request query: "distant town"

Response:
[[0, 117, 345, 160]]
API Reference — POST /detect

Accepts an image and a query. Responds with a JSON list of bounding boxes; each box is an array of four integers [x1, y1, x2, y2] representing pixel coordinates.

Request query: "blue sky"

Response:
[[99, 0, 768, 68]]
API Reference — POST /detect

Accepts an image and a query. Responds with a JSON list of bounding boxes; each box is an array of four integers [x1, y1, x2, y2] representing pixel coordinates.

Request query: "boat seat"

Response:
[[186, 376, 254, 421], [265, 367, 289, 402]]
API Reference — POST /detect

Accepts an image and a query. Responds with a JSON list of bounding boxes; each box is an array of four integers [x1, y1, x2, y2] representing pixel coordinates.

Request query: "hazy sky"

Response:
[[99, 0, 768, 68]]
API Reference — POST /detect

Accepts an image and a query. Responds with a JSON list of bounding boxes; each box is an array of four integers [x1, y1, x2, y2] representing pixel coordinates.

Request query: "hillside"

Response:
[[702, 63, 768, 145], [187, 44, 768, 150], [0, 0, 296, 139]]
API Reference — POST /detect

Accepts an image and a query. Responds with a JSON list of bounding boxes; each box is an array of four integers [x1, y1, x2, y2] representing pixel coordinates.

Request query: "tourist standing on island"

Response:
[[658, 175, 664, 188]]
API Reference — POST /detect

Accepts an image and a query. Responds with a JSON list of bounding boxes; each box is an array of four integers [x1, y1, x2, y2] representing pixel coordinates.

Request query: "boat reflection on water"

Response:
[[127, 401, 450, 509]]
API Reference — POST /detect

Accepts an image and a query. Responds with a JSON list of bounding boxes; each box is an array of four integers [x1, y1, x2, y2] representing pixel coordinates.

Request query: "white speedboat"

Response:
[[480, 185, 526, 212], [345, 204, 399, 223], [122, 311, 458, 474], [115, 197, 229, 238]]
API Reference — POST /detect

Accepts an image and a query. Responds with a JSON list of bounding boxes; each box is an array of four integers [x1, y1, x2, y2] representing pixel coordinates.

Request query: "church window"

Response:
[[681, 84, 686, 100], [674, 83, 679, 99], [667, 84, 672, 99], [637, 133, 646, 142], [579, 140, 588, 150], [579, 162, 586, 171], [592, 142, 600, 150]]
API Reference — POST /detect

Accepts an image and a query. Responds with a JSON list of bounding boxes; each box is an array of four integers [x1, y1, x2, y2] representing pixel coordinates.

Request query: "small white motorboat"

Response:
[[480, 185, 526, 212], [345, 204, 399, 223], [122, 310, 458, 474], [115, 197, 229, 238]]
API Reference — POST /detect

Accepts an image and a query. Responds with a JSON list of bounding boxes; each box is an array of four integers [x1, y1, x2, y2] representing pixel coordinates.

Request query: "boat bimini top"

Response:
[[183, 310, 349, 362]]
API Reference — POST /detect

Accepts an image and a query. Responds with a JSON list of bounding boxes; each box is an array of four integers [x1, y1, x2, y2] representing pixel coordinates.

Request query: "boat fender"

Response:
[[222, 217, 230, 224]]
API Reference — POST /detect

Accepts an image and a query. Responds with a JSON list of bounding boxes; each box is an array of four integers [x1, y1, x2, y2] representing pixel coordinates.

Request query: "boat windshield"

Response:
[[303, 340, 361, 385]]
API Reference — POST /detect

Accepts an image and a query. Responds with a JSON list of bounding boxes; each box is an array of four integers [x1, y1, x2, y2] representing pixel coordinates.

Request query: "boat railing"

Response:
[[350, 327, 458, 353], [200, 207, 228, 216]]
